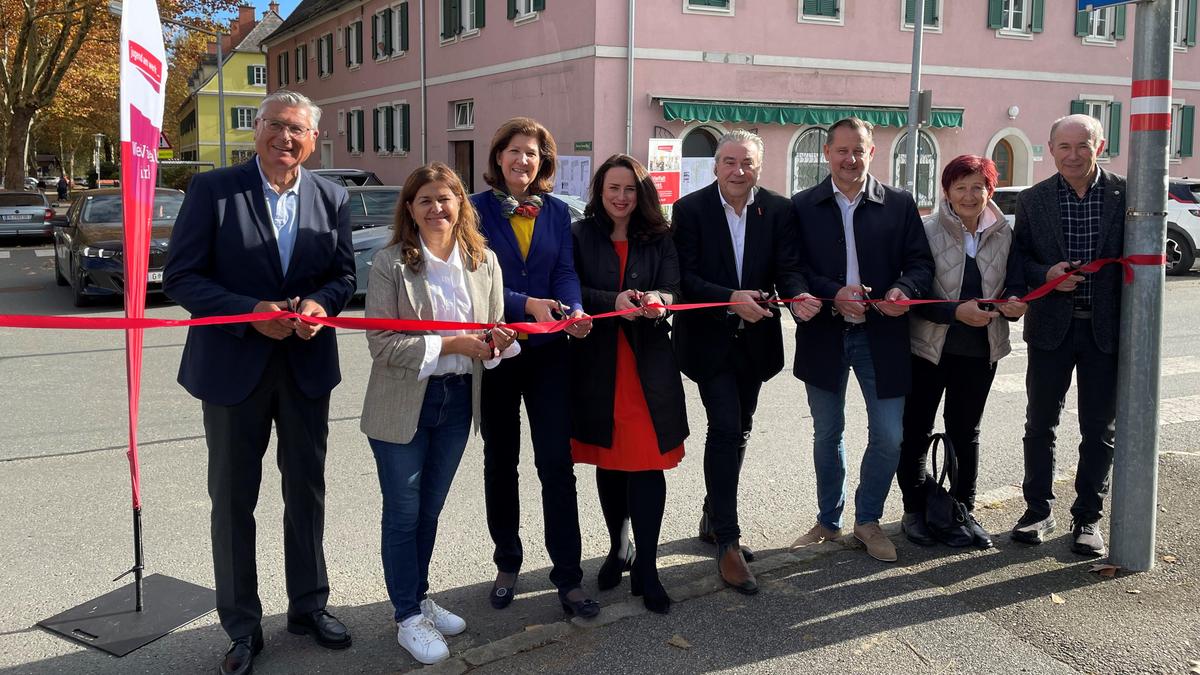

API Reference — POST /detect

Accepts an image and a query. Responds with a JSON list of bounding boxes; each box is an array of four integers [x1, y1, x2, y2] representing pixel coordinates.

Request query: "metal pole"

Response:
[[625, 0, 635, 155], [1110, 0, 1172, 572], [215, 35, 227, 168], [132, 507, 144, 610], [419, 0, 427, 164], [903, 0, 924, 196]]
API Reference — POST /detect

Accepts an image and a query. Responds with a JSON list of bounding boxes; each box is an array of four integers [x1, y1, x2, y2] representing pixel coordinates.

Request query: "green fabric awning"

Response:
[[660, 99, 964, 128]]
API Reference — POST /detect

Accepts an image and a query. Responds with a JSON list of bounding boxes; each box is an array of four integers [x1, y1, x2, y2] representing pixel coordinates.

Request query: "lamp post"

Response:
[[108, 1, 228, 167], [92, 133, 105, 183]]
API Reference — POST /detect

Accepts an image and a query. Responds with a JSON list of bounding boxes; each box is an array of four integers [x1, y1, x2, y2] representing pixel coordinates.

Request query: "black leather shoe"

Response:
[[597, 541, 635, 590], [966, 513, 994, 549], [219, 626, 263, 675], [630, 566, 672, 615], [901, 512, 936, 546], [559, 589, 601, 619], [286, 609, 351, 649], [489, 573, 518, 609]]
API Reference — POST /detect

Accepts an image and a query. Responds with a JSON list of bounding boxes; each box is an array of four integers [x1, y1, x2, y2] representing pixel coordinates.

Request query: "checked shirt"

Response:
[[1056, 172, 1105, 312]]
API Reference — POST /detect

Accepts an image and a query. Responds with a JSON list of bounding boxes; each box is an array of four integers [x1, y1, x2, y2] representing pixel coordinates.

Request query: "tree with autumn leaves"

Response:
[[0, 0, 237, 189]]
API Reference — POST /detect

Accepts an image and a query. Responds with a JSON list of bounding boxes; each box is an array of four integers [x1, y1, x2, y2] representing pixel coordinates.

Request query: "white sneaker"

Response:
[[396, 614, 449, 665], [420, 597, 467, 636]]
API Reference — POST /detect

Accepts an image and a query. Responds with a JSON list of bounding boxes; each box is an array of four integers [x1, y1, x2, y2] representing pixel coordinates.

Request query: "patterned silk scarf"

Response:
[[492, 189, 543, 219]]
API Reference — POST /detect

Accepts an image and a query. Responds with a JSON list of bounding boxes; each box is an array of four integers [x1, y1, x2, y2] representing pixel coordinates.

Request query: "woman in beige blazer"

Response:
[[361, 162, 516, 666]]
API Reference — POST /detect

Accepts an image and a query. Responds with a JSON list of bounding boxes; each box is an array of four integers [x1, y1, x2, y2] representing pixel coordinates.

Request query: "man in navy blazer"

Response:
[[790, 118, 933, 563], [164, 91, 355, 675]]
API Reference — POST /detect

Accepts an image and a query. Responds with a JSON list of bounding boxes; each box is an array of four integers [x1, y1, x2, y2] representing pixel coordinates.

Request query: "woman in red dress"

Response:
[[570, 154, 689, 614]]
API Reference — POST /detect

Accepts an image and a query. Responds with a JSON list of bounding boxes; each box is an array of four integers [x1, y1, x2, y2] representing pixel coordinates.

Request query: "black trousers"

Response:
[[481, 337, 584, 593], [1023, 318, 1118, 525], [202, 349, 331, 640], [695, 336, 762, 547], [897, 353, 997, 513]]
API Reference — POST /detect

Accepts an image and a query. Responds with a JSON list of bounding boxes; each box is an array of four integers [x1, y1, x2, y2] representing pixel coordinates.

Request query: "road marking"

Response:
[[993, 355, 1200, 394], [0, 251, 9, 259], [33, 249, 52, 257], [1066, 393, 1200, 425]]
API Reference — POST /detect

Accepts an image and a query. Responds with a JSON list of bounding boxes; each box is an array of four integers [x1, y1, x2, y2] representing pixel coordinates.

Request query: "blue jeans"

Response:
[[369, 374, 472, 623], [805, 329, 906, 530]]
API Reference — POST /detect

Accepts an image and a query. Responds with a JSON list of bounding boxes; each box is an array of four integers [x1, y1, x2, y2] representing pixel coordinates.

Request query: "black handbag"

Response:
[[923, 433, 974, 547]]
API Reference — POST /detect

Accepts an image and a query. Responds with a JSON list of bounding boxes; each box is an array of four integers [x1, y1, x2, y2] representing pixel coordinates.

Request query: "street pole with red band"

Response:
[[1129, 78, 1173, 131]]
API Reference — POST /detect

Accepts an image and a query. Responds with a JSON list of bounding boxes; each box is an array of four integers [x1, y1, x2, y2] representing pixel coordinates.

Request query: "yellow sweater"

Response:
[[510, 214, 534, 260]]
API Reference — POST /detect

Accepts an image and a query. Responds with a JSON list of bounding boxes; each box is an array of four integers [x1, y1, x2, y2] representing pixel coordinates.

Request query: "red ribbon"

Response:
[[0, 255, 1166, 334]]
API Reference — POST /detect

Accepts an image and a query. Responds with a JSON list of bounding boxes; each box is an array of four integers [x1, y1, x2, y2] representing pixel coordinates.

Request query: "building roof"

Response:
[[233, 11, 283, 53], [264, 0, 351, 44], [185, 10, 281, 96]]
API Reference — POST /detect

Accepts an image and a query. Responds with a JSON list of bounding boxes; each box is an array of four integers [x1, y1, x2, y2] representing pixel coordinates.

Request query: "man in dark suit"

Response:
[[164, 90, 356, 675], [1010, 114, 1126, 557], [789, 117, 933, 563], [673, 129, 816, 594]]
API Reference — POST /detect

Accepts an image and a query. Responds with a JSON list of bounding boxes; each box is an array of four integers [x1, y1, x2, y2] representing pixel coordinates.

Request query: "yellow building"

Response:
[[178, 4, 282, 167]]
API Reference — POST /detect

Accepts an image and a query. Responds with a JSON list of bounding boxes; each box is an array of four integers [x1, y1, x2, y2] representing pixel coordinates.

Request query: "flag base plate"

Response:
[[37, 574, 215, 657]]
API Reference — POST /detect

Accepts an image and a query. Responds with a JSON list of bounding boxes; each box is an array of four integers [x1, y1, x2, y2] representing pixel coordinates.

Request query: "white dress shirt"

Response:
[[718, 185, 758, 285], [832, 181, 866, 324], [256, 157, 299, 276], [416, 240, 519, 380], [963, 207, 999, 259]]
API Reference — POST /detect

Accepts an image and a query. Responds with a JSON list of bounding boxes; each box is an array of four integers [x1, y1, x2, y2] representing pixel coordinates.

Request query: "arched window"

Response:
[[682, 126, 719, 158], [892, 131, 938, 208], [790, 128, 829, 194], [991, 139, 1014, 187]]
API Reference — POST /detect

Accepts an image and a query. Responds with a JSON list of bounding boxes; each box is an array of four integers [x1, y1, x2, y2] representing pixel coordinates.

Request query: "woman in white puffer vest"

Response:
[[895, 155, 1028, 550]]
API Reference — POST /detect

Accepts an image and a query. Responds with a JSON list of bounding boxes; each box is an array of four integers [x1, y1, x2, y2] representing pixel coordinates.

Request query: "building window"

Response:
[[1002, 0, 1027, 31], [345, 21, 363, 67], [509, 0, 543, 22], [232, 107, 256, 130], [295, 45, 308, 82], [799, 0, 840, 23], [347, 109, 365, 153], [1071, 98, 1122, 157], [318, 33, 334, 77], [988, 0, 1043, 35], [275, 53, 288, 86], [685, 0, 732, 14], [453, 100, 474, 129], [249, 64, 267, 86], [892, 130, 938, 209], [1176, 0, 1198, 49], [444, 0, 485, 39], [373, 9, 393, 58], [374, 104, 411, 153], [392, 2, 411, 55], [790, 128, 829, 194], [180, 110, 196, 136], [1171, 103, 1196, 158], [902, 0, 939, 29], [1076, 6, 1126, 42], [231, 149, 255, 164]]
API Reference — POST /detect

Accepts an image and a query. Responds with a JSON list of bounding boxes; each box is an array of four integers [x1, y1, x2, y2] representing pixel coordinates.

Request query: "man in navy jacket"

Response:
[[164, 91, 355, 675], [790, 118, 933, 563]]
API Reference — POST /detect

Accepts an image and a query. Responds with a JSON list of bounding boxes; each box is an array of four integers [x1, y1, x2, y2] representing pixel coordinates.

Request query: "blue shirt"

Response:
[[256, 158, 300, 276], [1057, 171, 1104, 311]]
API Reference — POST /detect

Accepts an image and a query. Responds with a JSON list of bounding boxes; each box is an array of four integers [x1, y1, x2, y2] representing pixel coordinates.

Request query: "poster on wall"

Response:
[[681, 156, 716, 198], [648, 139, 682, 212], [555, 155, 592, 199]]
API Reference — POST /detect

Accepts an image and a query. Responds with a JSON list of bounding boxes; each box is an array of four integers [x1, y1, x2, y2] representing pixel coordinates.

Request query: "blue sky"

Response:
[[214, 0, 301, 23]]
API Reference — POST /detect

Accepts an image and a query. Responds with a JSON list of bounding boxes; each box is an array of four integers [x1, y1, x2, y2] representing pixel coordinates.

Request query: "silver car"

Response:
[[0, 190, 54, 238]]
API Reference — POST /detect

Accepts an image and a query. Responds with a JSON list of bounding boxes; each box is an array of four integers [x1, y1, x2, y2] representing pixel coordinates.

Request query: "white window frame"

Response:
[[348, 107, 364, 154], [373, 12, 389, 60], [347, 21, 363, 68], [996, 0, 1033, 40], [460, 0, 480, 36], [1079, 94, 1114, 161], [1083, 6, 1117, 45], [391, 2, 408, 56], [337, 109, 345, 135], [318, 33, 333, 78], [373, 105, 391, 155], [1175, 0, 1191, 49], [249, 64, 267, 86], [797, 0, 843, 26], [392, 100, 409, 154], [514, 0, 539, 25], [900, 0, 943, 33], [295, 45, 307, 82], [233, 107, 256, 131], [453, 100, 474, 130], [891, 130, 940, 209], [682, 0, 734, 17], [1170, 100, 1186, 161]]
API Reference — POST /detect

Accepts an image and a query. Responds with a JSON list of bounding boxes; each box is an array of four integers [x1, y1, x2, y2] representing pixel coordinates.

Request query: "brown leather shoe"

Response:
[[718, 542, 758, 595], [791, 523, 842, 549]]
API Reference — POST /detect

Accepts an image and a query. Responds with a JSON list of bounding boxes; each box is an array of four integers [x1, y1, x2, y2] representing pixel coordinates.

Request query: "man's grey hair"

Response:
[[715, 129, 765, 165], [1049, 113, 1104, 147], [257, 89, 322, 128]]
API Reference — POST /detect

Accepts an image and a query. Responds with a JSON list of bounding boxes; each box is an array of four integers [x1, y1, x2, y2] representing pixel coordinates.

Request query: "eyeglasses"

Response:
[[258, 118, 313, 137]]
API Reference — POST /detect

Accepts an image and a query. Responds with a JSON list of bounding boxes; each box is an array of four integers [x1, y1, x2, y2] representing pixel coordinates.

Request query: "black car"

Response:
[[312, 169, 384, 187], [347, 185, 401, 230], [53, 188, 185, 306]]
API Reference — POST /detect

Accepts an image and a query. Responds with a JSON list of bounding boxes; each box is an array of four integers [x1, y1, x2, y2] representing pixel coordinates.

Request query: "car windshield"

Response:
[[992, 191, 1020, 215], [361, 190, 400, 215], [0, 194, 46, 207], [81, 193, 185, 223]]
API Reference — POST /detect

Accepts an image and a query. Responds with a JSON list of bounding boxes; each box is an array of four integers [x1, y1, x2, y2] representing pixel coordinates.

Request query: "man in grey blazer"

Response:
[[1010, 114, 1126, 557], [165, 91, 356, 675]]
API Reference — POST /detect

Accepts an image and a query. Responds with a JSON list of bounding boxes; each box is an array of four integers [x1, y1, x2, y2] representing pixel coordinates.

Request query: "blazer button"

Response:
[[630, 272, 639, 279], [521, 270, 527, 276]]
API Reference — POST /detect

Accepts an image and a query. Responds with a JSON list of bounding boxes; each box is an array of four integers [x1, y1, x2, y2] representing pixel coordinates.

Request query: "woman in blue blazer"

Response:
[[469, 117, 598, 618]]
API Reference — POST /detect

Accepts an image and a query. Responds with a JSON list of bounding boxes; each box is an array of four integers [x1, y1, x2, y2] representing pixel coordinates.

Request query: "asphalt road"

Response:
[[1, 235, 1198, 673]]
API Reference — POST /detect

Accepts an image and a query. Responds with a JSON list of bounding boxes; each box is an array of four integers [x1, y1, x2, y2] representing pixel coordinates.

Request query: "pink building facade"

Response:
[[261, 0, 1200, 205]]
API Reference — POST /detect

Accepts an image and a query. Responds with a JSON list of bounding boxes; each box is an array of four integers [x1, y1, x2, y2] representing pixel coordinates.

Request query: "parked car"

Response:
[[312, 169, 384, 187], [548, 192, 587, 222], [52, 188, 185, 306], [23, 177, 42, 192], [990, 186, 1029, 227], [0, 191, 55, 238], [352, 225, 394, 297], [1166, 179, 1200, 276], [347, 185, 401, 230]]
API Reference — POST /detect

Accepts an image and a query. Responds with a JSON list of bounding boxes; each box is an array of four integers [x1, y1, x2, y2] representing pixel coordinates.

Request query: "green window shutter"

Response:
[[247, 65, 254, 83], [1070, 99, 1087, 115], [1180, 105, 1196, 157], [1189, 0, 1198, 46], [987, 0, 1002, 28], [386, 106, 396, 151], [383, 8, 393, 51], [375, 109, 382, 152], [1031, 0, 1044, 33], [1107, 101, 1121, 156], [924, 0, 937, 25], [803, 0, 817, 14], [1075, 11, 1089, 37], [1114, 6, 1126, 40], [401, 3, 410, 51], [327, 36, 334, 73], [371, 15, 378, 57], [230, 108, 236, 129], [475, 0, 486, 27], [904, 0, 915, 25], [357, 111, 365, 153], [347, 116, 352, 152], [507, 0, 516, 20], [345, 27, 351, 66], [532, 0, 545, 11], [401, 104, 411, 152], [356, 22, 363, 62], [443, 0, 457, 37]]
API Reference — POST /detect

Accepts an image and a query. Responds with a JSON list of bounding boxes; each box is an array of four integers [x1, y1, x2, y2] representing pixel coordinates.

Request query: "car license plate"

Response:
[[1, 214, 30, 221], [147, 271, 163, 283]]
